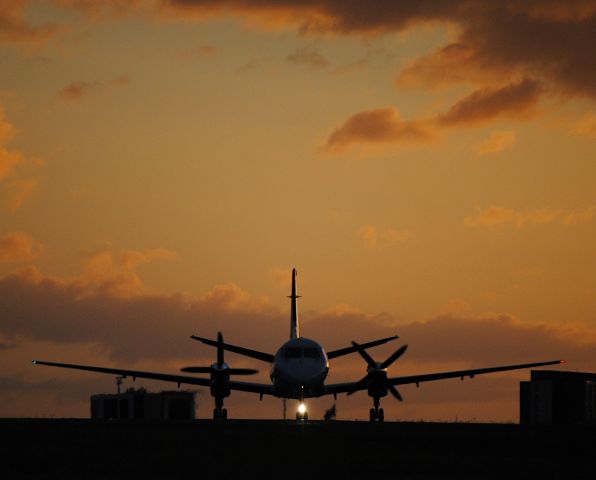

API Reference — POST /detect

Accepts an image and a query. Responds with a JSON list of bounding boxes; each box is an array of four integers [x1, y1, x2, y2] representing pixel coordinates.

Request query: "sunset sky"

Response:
[[1, 0, 595, 421]]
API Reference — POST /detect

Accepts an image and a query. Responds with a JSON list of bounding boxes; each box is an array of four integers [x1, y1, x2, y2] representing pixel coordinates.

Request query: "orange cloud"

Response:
[[0, 108, 24, 180], [0, 107, 41, 211], [81, 248, 177, 298], [325, 108, 433, 153], [0, 0, 58, 45], [476, 131, 516, 155], [0, 232, 43, 262], [437, 79, 542, 127], [323, 80, 539, 153], [561, 207, 595, 225], [464, 206, 595, 228], [358, 225, 412, 250]]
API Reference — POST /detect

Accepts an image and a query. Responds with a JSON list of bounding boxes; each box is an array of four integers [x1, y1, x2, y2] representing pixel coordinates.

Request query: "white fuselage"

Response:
[[269, 337, 329, 399]]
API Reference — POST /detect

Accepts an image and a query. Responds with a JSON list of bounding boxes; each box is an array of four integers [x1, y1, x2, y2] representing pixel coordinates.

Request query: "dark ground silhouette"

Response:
[[1, 419, 594, 479]]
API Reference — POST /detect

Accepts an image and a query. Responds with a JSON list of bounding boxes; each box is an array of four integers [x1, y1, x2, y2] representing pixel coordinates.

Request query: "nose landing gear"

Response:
[[369, 397, 384, 423]]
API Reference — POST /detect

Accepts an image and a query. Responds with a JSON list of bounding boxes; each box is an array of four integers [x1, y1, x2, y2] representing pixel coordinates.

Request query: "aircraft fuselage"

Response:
[[270, 337, 329, 399]]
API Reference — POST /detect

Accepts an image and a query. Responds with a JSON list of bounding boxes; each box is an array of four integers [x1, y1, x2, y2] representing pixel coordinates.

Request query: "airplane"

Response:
[[32, 268, 563, 422]]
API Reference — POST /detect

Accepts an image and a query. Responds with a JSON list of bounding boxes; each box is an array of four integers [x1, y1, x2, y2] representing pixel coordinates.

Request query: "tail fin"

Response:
[[288, 268, 300, 339], [216, 331, 224, 366]]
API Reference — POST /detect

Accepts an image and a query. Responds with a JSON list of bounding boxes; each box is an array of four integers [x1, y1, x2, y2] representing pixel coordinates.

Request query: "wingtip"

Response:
[[31, 360, 37, 364], [560, 359, 566, 364]]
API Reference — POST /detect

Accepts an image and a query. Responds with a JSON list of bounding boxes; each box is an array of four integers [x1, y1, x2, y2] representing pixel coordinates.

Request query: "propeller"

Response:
[[181, 331, 258, 375], [347, 342, 408, 401]]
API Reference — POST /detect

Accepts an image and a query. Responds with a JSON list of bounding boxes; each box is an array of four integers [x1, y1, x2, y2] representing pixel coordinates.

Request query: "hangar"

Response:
[[520, 370, 596, 425], [91, 388, 195, 420]]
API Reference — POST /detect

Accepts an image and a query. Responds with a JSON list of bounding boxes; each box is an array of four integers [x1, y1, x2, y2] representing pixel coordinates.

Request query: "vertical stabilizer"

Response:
[[288, 268, 300, 339], [216, 331, 224, 367]]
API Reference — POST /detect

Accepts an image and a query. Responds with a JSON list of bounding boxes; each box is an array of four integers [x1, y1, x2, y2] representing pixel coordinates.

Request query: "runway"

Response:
[[1, 419, 593, 479]]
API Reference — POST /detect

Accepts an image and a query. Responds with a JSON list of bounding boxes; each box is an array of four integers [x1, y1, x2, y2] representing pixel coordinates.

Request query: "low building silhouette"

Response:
[[91, 388, 195, 420], [520, 370, 596, 425]]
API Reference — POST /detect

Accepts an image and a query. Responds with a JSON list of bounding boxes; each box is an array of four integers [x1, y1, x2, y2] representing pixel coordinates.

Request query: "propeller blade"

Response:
[[228, 368, 259, 375], [351, 341, 377, 369], [180, 366, 212, 373], [346, 374, 370, 396], [387, 384, 403, 401], [380, 344, 408, 369], [217, 331, 224, 367]]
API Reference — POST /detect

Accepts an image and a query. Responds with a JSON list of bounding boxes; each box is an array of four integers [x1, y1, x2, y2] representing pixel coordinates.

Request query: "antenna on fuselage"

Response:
[[288, 268, 300, 340]]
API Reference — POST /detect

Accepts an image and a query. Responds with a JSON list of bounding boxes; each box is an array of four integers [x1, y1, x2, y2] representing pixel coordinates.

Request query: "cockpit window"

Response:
[[303, 347, 320, 358], [284, 347, 301, 358]]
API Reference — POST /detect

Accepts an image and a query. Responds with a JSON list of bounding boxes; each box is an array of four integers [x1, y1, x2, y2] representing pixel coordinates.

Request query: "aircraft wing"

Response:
[[227, 380, 275, 396], [32, 359, 276, 396], [32, 360, 213, 387], [327, 335, 399, 359], [388, 360, 564, 386], [324, 359, 563, 395], [190, 335, 275, 363]]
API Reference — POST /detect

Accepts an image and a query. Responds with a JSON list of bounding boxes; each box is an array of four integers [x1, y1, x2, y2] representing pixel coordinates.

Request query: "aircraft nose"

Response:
[[297, 362, 324, 383]]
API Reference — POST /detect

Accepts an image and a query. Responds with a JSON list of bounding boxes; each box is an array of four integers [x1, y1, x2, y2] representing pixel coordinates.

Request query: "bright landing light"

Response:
[[298, 403, 306, 414]]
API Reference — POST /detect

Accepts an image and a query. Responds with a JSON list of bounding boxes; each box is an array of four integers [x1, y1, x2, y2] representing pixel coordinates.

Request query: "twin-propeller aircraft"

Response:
[[33, 269, 562, 422]]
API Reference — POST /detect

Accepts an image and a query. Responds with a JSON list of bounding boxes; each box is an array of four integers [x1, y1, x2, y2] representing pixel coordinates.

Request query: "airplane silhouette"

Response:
[[33, 269, 563, 422]]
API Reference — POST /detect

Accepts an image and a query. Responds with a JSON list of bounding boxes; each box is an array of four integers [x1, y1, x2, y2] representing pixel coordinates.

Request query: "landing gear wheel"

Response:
[[213, 408, 219, 419], [378, 408, 384, 423], [303, 412, 308, 421], [369, 408, 376, 422], [221, 408, 227, 419]]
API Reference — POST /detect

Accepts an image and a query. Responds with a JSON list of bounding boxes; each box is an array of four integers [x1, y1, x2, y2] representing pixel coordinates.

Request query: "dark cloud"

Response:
[[58, 75, 131, 100], [0, 266, 591, 369], [57, 81, 100, 100], [157, 1, 596, 99], [437, 79, 543, 127], [44, 2, 594, 100], [323, 79, 542, 152], [324, 107, 434, 152], [286, 46, 328, 69], [1, 264, 589, 420]]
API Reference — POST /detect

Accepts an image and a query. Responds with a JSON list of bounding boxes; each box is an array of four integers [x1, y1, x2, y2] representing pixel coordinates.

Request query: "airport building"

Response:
[[91, 388, 196, 420], [520, 370, 596, 425]]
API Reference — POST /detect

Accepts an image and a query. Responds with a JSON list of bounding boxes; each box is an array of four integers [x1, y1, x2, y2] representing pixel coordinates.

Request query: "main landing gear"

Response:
[[213, 407, 227, 419], [369, 397, 384, 423], [213, 397, 227, 420]]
